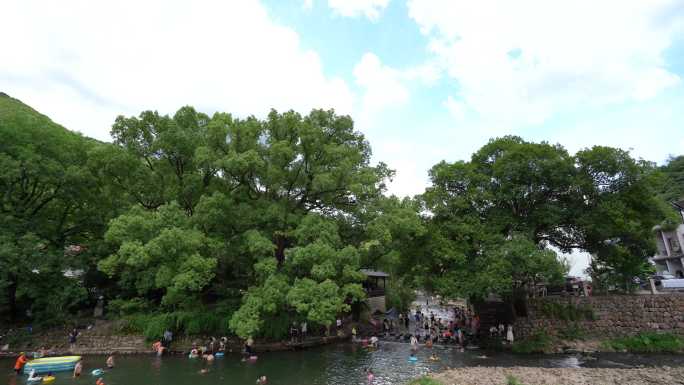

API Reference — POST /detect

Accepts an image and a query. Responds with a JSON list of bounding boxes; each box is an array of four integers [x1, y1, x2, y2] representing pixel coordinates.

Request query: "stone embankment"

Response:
[[1, 320, 349, 356], [515, 294, 684, 339], [428, 366, 684, 385]]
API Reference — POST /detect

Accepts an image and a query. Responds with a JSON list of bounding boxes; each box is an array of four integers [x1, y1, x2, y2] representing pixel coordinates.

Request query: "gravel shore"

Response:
[[430, 366, 684, 385]]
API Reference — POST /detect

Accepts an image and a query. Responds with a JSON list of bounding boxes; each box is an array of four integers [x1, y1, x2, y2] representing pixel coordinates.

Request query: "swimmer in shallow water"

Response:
[[256, 375, 268, 384], [106, 354, 115, 369], [366, 368, 374, 384], [429, 352, 440, 361]]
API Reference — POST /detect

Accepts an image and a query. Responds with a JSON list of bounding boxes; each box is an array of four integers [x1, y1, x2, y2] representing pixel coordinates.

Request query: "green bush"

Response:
[[506, 375, 525, 385], [386, 278, 416, 313], [557, 323, 586, 341], [512, 331, 553, 354], [107, 298, 151, 317], [114, 309, 233, 340], [539, 302, 595, 321], [602, 332, 684, 353], [408, 377, 443, 385]]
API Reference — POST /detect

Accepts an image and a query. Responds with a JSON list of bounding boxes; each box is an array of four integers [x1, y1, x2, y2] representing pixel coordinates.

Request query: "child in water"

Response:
[[429, 352, 440, 361], [106, 354, 115, 369], [366, 368, 374, 384], [73, 359, 83, 378], [256, 375, 268, 384]]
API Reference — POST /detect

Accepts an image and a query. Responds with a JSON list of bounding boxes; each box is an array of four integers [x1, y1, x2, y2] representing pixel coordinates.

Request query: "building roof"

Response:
[[360, 269, 390, 278]]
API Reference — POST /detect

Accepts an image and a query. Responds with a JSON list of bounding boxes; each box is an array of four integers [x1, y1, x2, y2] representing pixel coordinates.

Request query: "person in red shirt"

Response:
[[14, 352, 28, 374]]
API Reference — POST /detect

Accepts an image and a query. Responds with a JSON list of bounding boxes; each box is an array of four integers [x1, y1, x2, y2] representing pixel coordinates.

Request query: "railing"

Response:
[[366, 288, 385, 298]]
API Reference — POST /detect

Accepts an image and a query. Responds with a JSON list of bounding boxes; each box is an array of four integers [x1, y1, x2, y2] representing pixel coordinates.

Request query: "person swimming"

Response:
[[73, 359, 83, 378], [366, 368, 374, 384], [189, 348, 199, 358], [256, 375, 268, 384], [27, 369, 42, 382], [429, 352, 440, 361], [106, 354, 115, 369]]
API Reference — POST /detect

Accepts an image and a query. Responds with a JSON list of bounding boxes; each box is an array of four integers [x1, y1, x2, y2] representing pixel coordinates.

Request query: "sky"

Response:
[[2, 0, 684, 276]]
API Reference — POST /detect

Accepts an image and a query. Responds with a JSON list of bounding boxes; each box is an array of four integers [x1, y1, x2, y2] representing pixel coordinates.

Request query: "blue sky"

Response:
[[2, 0, 684, 275]]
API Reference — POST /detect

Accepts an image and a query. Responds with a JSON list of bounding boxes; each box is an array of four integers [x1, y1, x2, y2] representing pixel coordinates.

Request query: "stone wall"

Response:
[[2, 320, 349, 356], [514, 294, 684, 339], [366, 296, 386, 313]]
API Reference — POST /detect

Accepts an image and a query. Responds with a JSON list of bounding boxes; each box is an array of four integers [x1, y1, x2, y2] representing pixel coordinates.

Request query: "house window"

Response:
[[668, 236, 681, 254]]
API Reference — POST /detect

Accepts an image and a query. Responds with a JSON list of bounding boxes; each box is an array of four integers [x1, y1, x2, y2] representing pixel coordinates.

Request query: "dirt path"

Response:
[[430, 366, 684, 385]]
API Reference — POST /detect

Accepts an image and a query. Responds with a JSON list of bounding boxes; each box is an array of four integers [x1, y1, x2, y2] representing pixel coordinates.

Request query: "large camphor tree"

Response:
[[96, 107, 391, 338], [422, 136, 671, 300]]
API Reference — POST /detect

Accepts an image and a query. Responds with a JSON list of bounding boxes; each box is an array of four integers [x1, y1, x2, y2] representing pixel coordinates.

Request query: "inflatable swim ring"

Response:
[[408, 356, 418, 362], [42, 376, 55, 383], [25, 356, 81, 374], [91, 369, 104, 376], [214, 352, 224, 358]]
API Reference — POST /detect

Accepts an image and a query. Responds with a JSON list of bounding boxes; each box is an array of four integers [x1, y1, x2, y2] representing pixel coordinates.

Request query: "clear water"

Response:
[[4, 342, 684, 385]]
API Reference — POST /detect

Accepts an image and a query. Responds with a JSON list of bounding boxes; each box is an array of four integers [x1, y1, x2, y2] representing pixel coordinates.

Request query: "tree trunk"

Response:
[[274, 234, 288, 266], [7, 275, 18, 322]]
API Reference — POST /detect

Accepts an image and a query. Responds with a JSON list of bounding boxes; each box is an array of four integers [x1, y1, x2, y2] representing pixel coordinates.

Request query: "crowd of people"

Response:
[[371, 306, 481, 349]]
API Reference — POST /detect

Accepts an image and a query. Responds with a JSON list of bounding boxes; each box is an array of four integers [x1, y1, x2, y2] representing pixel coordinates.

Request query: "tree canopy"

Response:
[[0, 93, 678, 335]]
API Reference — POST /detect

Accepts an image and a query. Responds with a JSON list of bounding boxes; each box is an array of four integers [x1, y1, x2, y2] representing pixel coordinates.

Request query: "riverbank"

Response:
[[0, 320, 351, 357], [423, 366, 684, 385]]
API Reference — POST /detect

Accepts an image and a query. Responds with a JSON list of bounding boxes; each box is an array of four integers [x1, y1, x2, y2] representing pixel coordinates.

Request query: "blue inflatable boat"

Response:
[[24, 356, 81, 374]]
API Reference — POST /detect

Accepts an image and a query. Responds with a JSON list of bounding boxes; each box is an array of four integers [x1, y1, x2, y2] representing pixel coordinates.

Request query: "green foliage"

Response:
[[3, 93, 679, 345], [100, 203, 218, 306], [658, 156, 684, 203], [538, 302, 595, 322], [506, 376, 526, 385], [116, 310, 232, 340], [0, 93, 124, 323], [423, 136, 669, 299], [557, 323, 586, 341], [512, 331, 553, 354], [408, 377, 443, 385], [601, 332, 684, 353], [385, 277, 416, 312]]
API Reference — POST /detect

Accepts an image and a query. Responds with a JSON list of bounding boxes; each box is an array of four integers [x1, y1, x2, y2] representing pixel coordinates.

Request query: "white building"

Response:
[[652, 199, 684, 278]]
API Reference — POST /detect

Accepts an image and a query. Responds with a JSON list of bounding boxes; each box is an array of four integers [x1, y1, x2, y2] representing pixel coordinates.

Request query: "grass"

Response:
[[557, 323, 586, 341], [601, 332, 684, 353], [408, 377, 443, 385], [511, 331, 553, 354], [506, 375, 526, 385]]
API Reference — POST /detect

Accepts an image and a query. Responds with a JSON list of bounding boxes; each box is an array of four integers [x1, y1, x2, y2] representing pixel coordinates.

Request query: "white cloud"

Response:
[[354, 53, 410, 111], [443, 96, 465, 120], [408, 0, 684, 125], [328, 0, 390, 21], [0, 0, 354, 141]]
